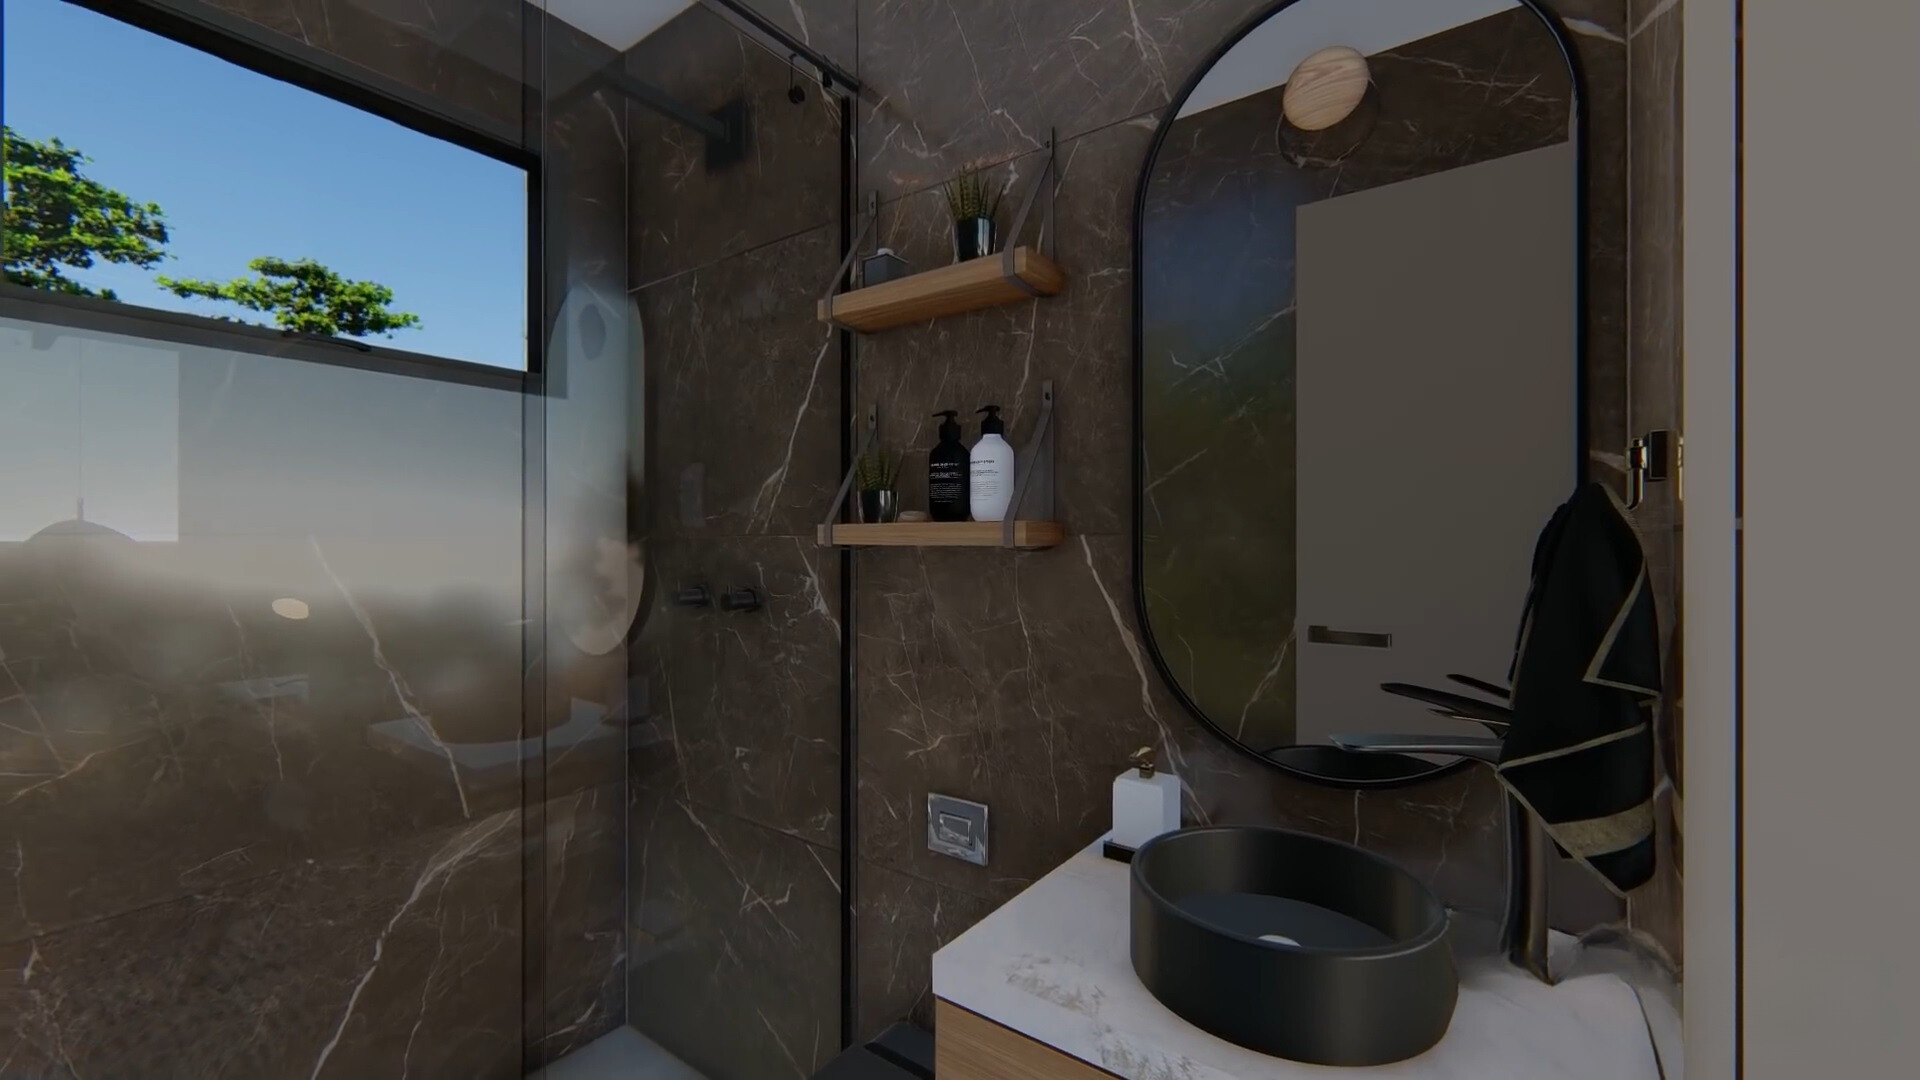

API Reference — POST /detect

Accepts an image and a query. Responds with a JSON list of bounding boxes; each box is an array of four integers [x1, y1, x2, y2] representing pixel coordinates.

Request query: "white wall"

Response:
[[1740, 2, 1920, 1076], [1682, 0, 1739, 1075], [1294, 143, 1575, 742]]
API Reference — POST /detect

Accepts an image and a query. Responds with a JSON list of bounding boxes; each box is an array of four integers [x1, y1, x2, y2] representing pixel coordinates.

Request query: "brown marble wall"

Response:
[[847, 0, 1640, 1036], [0, 351, 626, 1076], [0, 2, 638, 1075], [621, 6, 849, 1077], [1625, 0, 1686, 970], [733, 0, 859, 84], [196, 0, 530, 142]]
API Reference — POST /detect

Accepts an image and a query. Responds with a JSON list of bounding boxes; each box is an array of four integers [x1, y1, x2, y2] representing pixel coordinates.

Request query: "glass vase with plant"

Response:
[[855, 448, 902, 524], [944, 169, 1002, 262]]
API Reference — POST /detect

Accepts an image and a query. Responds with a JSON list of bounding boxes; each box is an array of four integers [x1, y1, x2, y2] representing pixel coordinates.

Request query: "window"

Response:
[[2, 0, 530, 371]]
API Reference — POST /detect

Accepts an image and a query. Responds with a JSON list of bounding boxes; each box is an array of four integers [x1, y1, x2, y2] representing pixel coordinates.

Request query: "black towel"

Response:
[[1498, 482, 1661, 895]]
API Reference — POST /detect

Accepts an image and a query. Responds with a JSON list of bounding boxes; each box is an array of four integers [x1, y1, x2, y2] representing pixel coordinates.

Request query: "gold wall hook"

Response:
[[1625, 429, 1680, 510]]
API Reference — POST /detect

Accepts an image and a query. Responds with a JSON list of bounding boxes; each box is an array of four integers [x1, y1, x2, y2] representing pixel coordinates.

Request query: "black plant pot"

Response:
[[858, 490, 898, 524], [952, 217, 997, 262]]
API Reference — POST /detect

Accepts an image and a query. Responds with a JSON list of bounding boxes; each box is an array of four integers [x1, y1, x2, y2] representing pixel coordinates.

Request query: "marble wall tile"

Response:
[[856, 0, 1274, 198], [853, 0, 1632, 458], [636, 223, 844, 541], [854, 539, 1164, 906], [1559, 0, 1634, 479], [627, 785, 841, 1079], [625, 4, 847, 287], [0, 531, 535, 944], [854, 862, 1000, 1040], [1625, 0, 1685, 970], [849, 534, 1625, 1031], [854, 119, 1148, 536], [2, 13, 641, 1077], [846, 0, 1639, 1033], [193, 0, 649, 152], [630, 536, 843, 846], [535, 783, 630, 1066], [618, 13, 849, 1066], [546, 82, 633, 300], [734, 0, 859, 79], [0, 807, 523, 1080], [199, 0, 530, 139], [852, 535, 1546, 920]]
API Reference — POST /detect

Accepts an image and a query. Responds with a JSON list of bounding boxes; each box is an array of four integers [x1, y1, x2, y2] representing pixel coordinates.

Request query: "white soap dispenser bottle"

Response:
[[968, 404, 1016, 522], [1111, 746, 1181, 852]]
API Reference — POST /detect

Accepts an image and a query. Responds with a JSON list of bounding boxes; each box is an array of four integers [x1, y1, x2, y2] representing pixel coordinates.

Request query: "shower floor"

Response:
[[533, 1026, 707, 1080]]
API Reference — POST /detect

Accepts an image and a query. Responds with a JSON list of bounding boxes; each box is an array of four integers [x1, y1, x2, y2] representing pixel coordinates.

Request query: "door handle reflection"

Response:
[[1306, 625, 1393, 649]]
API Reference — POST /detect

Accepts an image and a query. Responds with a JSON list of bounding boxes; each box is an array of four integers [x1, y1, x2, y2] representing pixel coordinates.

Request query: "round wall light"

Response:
[[271, 598, 310, 620], [1283, 46, 1371, 131]]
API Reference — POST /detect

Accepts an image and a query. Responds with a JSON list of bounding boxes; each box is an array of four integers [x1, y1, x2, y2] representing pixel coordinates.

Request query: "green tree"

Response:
[[158, 255, 422, 338], [2, 125, 170, 299]]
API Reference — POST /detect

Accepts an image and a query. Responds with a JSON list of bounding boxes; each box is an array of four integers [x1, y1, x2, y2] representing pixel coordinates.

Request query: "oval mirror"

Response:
[[1133, 0, 1585, 784]]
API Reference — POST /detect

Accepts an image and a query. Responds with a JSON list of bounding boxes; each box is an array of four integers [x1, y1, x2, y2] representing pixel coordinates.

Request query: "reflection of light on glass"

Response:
[[271, 598, 310, 620], [0, 318, 180, 541]]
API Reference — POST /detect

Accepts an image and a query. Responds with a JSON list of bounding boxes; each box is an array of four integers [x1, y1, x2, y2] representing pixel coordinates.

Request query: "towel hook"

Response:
[[1624, 429, 1679, 510]]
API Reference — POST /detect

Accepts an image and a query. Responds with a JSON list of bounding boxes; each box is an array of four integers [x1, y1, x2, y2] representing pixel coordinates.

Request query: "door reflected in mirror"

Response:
[[1134, 0, 1583, 783]]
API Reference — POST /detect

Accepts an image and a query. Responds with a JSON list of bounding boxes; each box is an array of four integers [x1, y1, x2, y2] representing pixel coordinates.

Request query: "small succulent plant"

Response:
[[855, 448, 902, 492], [943, 169, 1002, 222]]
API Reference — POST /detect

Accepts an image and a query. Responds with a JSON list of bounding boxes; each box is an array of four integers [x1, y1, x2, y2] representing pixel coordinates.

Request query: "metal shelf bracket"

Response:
[[820, 191, 881, 333], [1002, 129, 1059, 295], [1002, 381, 1056, 548], [820, 403, 880, 545]]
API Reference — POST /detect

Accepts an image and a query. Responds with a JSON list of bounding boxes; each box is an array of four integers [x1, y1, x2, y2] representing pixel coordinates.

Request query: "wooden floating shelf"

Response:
[[816, 520, 1066, 550], [818, 246, 1066, 333]]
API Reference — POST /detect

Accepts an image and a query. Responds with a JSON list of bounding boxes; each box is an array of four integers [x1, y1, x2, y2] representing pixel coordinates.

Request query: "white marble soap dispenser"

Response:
[[1111, 746, 1181, 851]]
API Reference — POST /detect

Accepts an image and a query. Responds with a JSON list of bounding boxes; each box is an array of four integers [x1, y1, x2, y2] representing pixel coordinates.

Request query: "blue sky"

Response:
[[3, 0, 528, 369]]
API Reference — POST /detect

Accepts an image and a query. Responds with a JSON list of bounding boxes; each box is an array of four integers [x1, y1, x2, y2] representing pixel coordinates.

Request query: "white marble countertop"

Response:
[[933, 839, 1665, 1079]]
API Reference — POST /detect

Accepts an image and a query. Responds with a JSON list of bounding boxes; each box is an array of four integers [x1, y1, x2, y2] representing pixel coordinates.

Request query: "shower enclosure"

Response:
[[0, 1, 857, 1076], [530, 1, 858, 1075]]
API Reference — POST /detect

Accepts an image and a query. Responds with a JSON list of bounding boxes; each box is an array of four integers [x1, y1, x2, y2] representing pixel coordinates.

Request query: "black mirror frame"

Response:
[[1128, 0, 1592, 788]]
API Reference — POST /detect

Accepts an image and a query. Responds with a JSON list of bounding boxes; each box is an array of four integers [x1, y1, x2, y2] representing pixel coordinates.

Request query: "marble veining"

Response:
[[934, 842, 1665, 1079], [857, 0, 1277, 196], [2, 803, 527, 1078], [850, 0, 1639, 1036], [1622, 0, 1685, 967], [0, 2, 638, 1071], [1138, 6, 1575, 761], [626, 786, 840, 1078], [617, 5, 848, 1070], [625, 3, 846, 287]]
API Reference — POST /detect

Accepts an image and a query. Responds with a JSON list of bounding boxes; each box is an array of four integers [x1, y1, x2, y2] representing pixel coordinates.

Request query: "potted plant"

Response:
[[944, 169, 1002, 262], [855, 448, 902, 523]]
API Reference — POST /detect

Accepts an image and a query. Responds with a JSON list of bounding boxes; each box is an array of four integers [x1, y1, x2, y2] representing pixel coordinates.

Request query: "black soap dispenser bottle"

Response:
[[928, 410, 970, 522]]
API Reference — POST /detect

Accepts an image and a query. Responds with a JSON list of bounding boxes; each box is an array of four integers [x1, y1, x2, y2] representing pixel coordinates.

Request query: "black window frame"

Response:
[[2, 0, 542, 390]]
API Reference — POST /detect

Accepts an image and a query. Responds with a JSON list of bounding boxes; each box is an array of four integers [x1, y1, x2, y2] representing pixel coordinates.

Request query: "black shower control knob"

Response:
[[674, 584, 711, 608], [720, 587, 763, 614]]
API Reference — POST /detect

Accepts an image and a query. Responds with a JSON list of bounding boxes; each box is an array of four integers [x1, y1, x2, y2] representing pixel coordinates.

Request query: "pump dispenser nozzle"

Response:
[[932, 410, 962, 441]]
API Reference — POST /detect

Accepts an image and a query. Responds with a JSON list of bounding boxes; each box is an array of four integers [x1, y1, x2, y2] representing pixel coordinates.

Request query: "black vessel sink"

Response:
[[1130, 826, 1457, 1066]]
